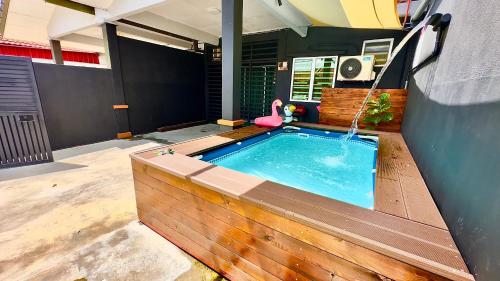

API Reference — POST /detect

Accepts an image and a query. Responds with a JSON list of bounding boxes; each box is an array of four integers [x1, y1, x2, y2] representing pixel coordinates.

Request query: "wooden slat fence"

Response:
[[319, 88, 408, 132]]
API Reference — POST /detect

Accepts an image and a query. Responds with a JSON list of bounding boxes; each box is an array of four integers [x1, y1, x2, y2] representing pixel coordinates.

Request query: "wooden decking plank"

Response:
[[242, 185, 467, 273], [190, 165, 266, 198], [136, 182, 309, 281], [134, 125, 269, 160], [388, 133, 448, 229], [399, 174, 448, 229], [139, 212, 256, 281], [169, 135, 234, 155], [217, 125, 270, 139], [137, 194, 282, 281], [373, 132, 408, 218], [134, 168, 382, 281], [133, 161, 459, 281], [134, 152, 213, 179], [252, 180, 454, 247], [374, 177, 407, 218], [376, 134, 401, 181]]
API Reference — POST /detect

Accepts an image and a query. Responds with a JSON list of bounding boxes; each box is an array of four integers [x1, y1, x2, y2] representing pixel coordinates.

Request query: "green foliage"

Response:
[[362, 92, 393, 130]]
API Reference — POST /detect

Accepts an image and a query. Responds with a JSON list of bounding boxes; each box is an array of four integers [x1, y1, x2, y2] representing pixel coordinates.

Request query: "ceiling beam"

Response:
[[0, 0, 11, 38], [255, 0, 310, 37], [47, 6, 98, 39], [59, 33, 103, 47], [116, 25, 192, 49], [47, 0, 169, 39], [45, 0, 95, 15], [117, 19, 195, 43], [124, 12, 219, 45]]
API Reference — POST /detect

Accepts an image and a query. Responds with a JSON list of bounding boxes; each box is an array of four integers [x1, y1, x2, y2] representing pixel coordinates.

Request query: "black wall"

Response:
[[402, 1, 500, 280], [118, 37, 206, 134], [33, 36, 207, 149], [243, 27, 413, 122], [33, 63, 116, 150]]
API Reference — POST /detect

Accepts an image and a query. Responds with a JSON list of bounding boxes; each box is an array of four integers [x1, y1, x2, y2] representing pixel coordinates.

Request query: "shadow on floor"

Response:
[[133, 124, 232, 144], [0, 162, 87, 181], [53, 139, 152, 161]]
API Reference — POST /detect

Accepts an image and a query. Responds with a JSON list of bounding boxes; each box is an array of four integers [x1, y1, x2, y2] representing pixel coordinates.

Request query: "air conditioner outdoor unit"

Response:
[[337, 55, 376, 81]]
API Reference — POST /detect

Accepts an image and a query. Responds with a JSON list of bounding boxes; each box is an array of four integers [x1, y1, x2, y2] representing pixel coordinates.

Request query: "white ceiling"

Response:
[[3, 0, 104, 52], [74, 26, 102, 39], [3, 0, 288, 53], [3, 0, 54, 44], [149, 0, 287, 36], [3, 0, 405, 54]]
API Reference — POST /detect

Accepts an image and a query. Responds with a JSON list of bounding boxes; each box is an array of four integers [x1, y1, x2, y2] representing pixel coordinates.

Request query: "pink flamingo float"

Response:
[[254, 99, 283, 127]]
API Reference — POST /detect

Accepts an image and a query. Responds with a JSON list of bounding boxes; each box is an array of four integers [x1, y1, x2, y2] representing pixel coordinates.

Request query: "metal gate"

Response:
[[0, 55, 53, 168], [205, 41, 278, 121], [240, 40, 277, 120]]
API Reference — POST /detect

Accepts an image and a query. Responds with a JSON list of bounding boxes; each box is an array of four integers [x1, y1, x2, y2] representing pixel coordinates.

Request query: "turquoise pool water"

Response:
[[209, 133, 377, 209]]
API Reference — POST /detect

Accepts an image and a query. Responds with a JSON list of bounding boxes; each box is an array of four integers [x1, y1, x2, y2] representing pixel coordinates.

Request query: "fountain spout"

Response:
[[344, 16, 433, 140]]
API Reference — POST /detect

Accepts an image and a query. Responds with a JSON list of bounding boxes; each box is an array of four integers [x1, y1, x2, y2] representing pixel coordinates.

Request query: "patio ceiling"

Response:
[[2, 0, 405, 54], [2, 0, 105, 52]]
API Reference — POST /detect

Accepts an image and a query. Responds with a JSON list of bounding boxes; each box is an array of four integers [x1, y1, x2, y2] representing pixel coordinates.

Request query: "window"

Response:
[[362, 38, 394, 67], [289, 56, 338, 103]]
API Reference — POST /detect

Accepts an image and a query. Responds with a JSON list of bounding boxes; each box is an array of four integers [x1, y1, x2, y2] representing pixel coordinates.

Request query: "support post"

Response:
[[102, 23, 132, 138], [49, 39, 64, 65], [219, 0, 243, 126]]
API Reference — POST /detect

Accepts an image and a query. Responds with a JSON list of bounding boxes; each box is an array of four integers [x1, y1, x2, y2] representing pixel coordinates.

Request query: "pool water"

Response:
[[204, 130, 377, 209]]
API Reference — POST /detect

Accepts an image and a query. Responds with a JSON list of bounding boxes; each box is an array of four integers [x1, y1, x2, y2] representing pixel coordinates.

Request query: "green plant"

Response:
[[362, 92, 393, 130]]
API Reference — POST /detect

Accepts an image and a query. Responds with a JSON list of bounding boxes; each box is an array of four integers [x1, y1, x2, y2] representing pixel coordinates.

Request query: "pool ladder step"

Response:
[[283, 126, 301, 131]]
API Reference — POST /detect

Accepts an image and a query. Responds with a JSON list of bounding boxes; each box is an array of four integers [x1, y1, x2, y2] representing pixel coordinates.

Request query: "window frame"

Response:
[[362, 38, 394, 67], [289, 56, 338, 103]]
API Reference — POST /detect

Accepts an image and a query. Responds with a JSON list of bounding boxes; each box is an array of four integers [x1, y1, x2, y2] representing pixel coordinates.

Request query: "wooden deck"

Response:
[[131, 123, 473, 281]]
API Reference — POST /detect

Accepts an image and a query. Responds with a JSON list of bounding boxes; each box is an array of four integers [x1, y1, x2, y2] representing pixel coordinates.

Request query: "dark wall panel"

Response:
[[118, 37, 205, 134], [0, 56, 53, 168], [401, 1, 500, 280], [242, 27, 411, 122], [33, 63, 116, 150]]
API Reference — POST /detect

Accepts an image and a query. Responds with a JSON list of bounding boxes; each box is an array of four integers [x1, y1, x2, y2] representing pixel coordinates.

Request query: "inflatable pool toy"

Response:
[[283, 104, 297, 123], [255, 99, 283, 127]]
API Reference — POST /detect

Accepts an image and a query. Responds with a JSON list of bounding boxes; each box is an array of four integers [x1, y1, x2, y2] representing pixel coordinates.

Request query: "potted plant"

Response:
[[362, 92, 393, 130]]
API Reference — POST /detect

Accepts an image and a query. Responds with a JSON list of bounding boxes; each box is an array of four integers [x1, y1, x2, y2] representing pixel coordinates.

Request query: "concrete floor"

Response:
[[0, 124, 229, 281], [132, 123, 232, 145]]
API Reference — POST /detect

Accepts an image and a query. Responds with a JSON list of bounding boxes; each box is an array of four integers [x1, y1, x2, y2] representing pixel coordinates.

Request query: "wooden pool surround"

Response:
[[130, 123, 474, 281]]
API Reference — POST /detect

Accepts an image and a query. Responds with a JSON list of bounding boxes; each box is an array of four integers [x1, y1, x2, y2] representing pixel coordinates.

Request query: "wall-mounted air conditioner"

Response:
[[337, 55, 376, 81]]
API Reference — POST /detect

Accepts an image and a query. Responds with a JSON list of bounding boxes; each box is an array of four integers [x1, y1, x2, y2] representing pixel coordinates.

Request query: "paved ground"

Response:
[[0, 124, 229, 281], [132, 123, 232, 145]]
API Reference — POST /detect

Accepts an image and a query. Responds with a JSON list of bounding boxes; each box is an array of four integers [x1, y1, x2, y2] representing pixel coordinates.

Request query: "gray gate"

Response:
[[0, 56, 53, 168]]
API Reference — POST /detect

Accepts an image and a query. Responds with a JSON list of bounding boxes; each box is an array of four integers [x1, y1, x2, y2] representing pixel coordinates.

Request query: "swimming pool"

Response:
[[200, 127, 378, 209]]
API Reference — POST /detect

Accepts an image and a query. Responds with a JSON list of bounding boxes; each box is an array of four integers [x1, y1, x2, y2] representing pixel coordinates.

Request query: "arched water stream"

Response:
[[344, 18, 430, 140]]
